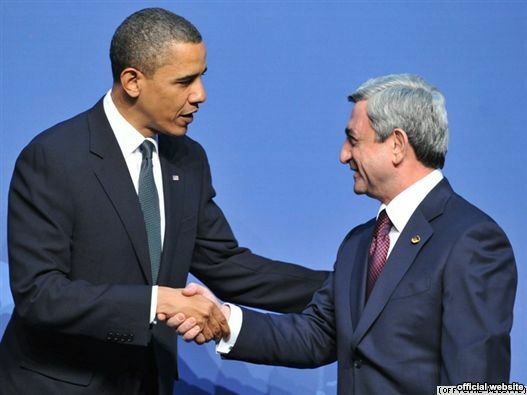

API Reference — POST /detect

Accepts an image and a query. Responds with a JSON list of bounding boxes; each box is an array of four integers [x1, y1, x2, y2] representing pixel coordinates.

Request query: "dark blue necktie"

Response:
[[138, 140, 161, 284]]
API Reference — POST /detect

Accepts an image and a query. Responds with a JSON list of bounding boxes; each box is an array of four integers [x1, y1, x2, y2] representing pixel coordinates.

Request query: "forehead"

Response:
[[155, 42, 207, 74], [347, 101, 369, 129]]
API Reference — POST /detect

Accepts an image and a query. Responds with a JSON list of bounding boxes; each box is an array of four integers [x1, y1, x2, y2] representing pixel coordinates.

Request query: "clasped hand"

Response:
[[156, 284, 230, 344]]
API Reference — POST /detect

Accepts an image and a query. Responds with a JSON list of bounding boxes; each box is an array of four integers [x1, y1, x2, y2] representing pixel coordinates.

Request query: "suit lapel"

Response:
[[87, 100, 152, 284], [349, 222, 374, 330], [157, 135, 188, 284], [350, 210, 433, 349], [350, 179, 453, 349], [334, 224, 373, 343]]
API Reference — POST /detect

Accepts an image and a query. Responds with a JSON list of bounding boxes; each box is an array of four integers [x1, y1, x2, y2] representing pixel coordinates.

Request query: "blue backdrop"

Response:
[[1, 1, 525, 393]]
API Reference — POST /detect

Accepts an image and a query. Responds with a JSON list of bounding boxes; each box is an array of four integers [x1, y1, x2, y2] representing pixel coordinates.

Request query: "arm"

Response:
[[173, 274, 336, 368], [441, 221, 517, 383], [9, 141, 226, 344], [225, 273, 337, 368], [170, 277, 337, 366], [190, 146, 329, 313]]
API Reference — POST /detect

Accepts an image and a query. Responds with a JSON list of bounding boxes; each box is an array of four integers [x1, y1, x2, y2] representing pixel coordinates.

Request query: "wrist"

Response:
[[156, 286, 181, 315]]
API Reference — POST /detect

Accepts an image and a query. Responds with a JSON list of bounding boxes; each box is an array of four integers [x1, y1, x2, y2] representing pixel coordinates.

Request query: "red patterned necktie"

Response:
[[367, 209, 392, 297]]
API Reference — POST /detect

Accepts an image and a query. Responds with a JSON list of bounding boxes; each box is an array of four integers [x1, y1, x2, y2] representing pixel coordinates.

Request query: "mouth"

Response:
[[180, 110, 197, 123]]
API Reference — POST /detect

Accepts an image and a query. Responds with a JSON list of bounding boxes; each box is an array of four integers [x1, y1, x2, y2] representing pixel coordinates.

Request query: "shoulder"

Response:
[[344, 218, 375, 241], [336, 217, 376, 251], [159, 133, 209, 166], [441, 191, 501, 233], [431, 190, 513, 261], [21, 104, 96, 159], [182, 135, 207, 159]]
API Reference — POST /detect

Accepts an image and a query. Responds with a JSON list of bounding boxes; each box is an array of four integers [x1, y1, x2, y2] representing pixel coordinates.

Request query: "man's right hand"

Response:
[[156, 286, 230, 342]]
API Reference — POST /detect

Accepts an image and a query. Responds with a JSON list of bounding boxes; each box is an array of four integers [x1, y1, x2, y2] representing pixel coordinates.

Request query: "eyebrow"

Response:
[[174, 67, 208, 83]]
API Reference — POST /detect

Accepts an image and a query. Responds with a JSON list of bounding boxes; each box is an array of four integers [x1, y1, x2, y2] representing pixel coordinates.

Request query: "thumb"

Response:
[[182, 282, 201, 297]]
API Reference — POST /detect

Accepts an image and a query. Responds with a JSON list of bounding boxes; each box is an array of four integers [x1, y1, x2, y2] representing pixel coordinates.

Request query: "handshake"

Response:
[[156, 284, 230, 344]]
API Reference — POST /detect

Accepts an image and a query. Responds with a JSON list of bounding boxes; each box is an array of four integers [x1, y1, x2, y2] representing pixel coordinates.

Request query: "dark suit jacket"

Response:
[[0, 100, 327, 394], [226, 179, 517, 395]]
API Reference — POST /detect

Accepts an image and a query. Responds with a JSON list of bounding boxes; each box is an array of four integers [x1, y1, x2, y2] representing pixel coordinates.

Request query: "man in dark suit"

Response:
[[0, 8, 327, 394], [178, 74, 517, 394]]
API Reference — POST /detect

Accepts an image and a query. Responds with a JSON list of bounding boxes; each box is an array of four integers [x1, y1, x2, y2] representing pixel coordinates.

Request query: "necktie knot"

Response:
[[140, 140, 155, 160], [374, 209, 392, 239]]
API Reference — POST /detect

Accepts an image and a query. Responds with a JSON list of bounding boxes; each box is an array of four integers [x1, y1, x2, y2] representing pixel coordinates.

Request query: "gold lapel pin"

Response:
[[410, 235, 421, 244]]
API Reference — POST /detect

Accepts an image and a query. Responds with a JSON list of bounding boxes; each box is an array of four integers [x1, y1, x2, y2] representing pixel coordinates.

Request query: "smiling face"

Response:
[[132, 41, 207, 137], [339, 100, 394, 203]]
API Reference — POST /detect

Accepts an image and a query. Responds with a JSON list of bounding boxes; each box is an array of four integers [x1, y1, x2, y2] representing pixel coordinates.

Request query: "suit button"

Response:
[[353, 359, 363, 369]]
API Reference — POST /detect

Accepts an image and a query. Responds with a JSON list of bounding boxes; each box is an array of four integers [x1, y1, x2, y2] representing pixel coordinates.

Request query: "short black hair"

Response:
[[110, 8, 202, 82]]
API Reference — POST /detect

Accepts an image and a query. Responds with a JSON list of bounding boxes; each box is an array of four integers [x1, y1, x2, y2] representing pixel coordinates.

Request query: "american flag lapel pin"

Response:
[[172, 175, 180, 181]]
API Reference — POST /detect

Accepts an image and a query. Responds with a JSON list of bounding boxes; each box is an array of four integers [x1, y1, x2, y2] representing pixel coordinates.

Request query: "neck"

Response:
[[110, 85, 154, 138], [381, 166, 436, 205]]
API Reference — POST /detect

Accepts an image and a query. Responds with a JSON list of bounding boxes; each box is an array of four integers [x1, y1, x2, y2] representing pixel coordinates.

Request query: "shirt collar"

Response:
[[378, 169, 444, 232], [103, 89, 158, 156]]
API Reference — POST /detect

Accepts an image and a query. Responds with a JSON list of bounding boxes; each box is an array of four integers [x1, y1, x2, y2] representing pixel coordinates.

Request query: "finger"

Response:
[[200, 322, 214, 342], [176, 318, 197, 335], [157, 313, 167, 321], [165, 313, 187, 329], [194, 333, 207, 345], [201, 307, 222, 341], [211, 304, 230, 339], [183, 326, 201, 342]]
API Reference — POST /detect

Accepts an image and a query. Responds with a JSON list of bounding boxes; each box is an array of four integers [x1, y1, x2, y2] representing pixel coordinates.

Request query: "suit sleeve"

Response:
[[440, 220, 517, 383], [8, 142, 152, 345], [226, 273, 337, 368], [190, 146, 329, 313]]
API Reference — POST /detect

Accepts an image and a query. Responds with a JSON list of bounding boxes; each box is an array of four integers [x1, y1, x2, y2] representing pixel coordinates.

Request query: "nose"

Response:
[[189, 78, 207, 104], [340, 139, 352, 164]]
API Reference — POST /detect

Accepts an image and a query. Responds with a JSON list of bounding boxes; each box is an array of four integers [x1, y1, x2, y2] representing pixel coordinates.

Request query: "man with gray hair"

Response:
[[178, 74, 517, 394], [0, 8, 327, 394]]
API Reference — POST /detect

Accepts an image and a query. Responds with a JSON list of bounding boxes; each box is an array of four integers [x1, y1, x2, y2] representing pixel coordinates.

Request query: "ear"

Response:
[[119, 67, 143, 99], [391, 128, 409, 166]]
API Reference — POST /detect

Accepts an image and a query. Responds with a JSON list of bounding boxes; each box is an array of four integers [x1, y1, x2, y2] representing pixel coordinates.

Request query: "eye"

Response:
[[177, 78, 194, 86], [348, 136, 357, 147]]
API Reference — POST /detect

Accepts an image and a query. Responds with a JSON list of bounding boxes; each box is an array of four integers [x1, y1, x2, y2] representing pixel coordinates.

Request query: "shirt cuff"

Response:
[[150, 285, 158, 324], [216, 303, 243, 354]]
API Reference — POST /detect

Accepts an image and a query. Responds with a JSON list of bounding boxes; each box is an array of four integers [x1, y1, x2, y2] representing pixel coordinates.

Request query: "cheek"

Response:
[[356, 149, 378, 175], [354, 149, 366, 168], [154, 86, 186, 107]]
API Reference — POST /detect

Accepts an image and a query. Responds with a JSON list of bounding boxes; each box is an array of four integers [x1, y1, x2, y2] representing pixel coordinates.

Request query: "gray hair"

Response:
[[110, 8, 202, 82], [348, 74, 448, 169]]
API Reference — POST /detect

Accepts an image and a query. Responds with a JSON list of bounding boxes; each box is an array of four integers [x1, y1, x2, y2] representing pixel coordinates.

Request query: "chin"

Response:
[[353, 184, 367, 195]]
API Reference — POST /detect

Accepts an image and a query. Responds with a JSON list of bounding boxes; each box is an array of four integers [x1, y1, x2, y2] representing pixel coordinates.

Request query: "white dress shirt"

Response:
[[103, 90, 164, 323], [217, 169, 444, 353], [381, 169, 443, 258]]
